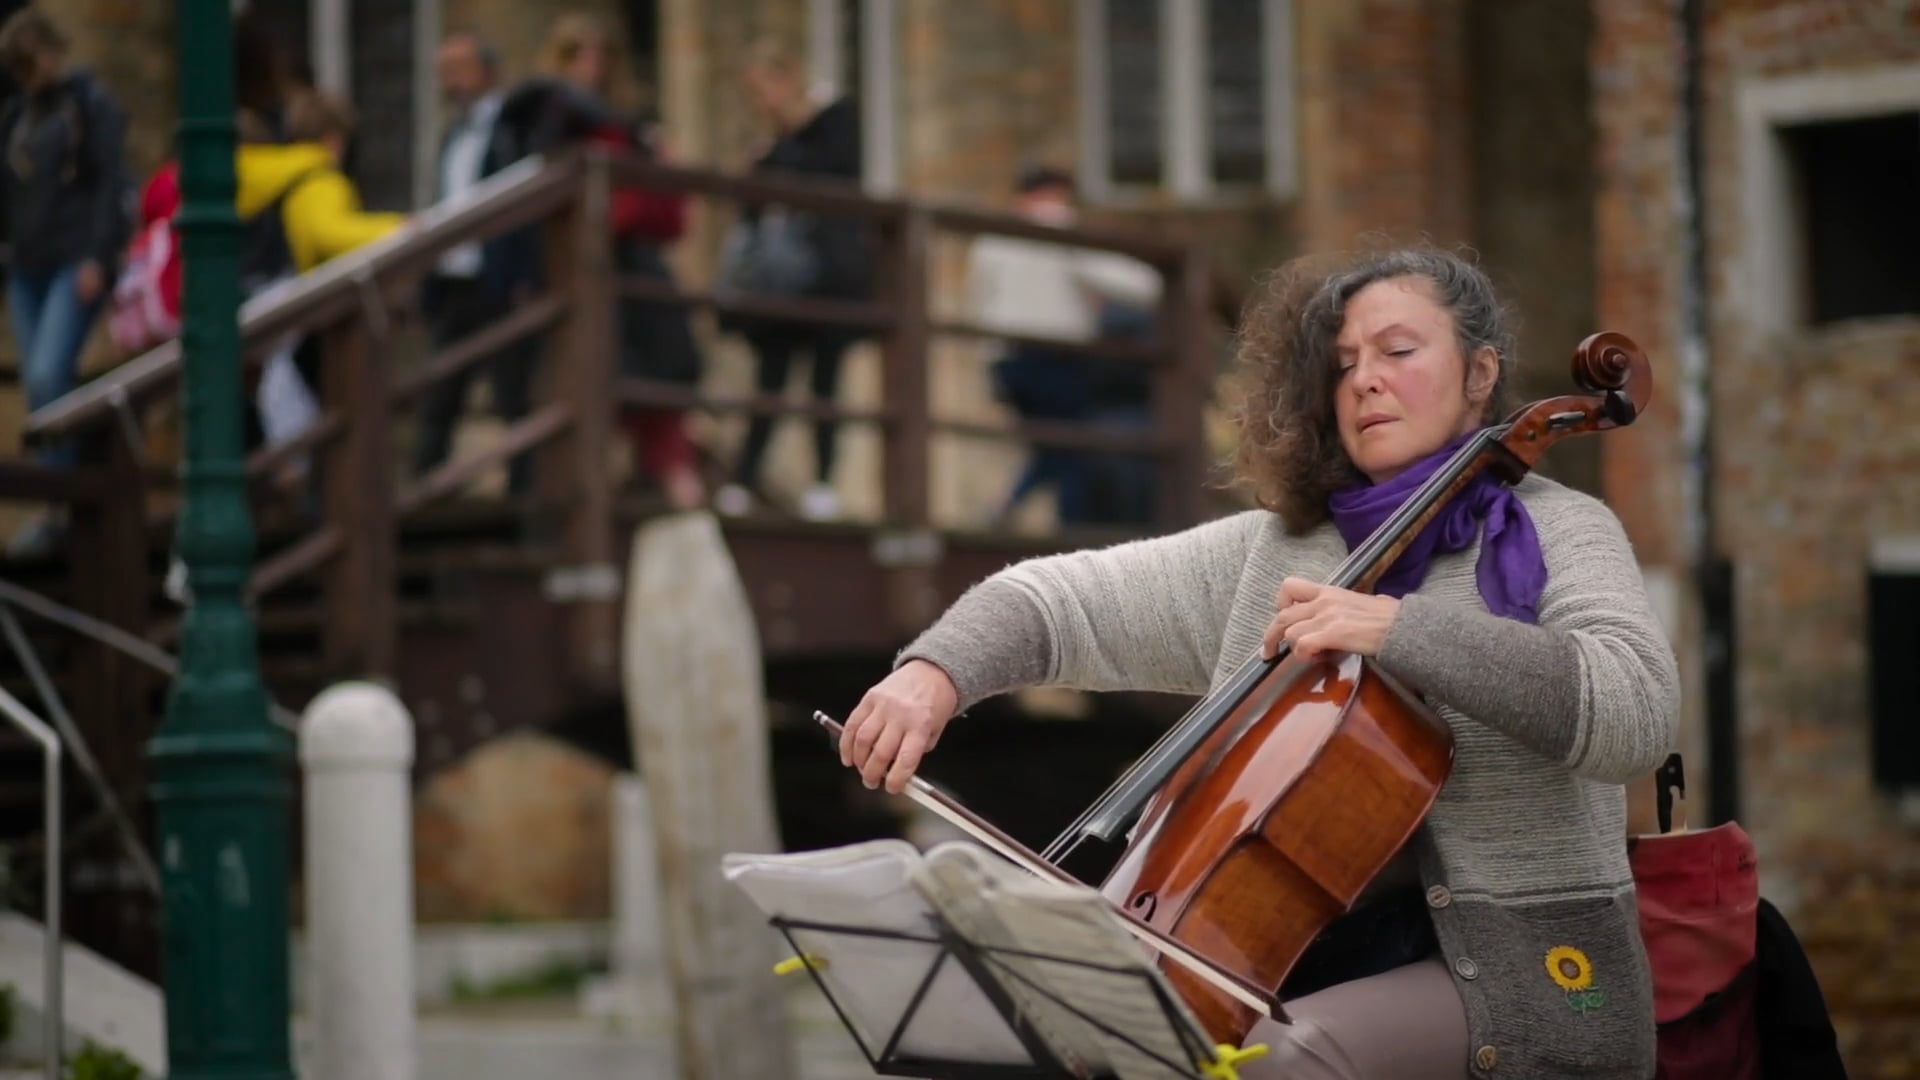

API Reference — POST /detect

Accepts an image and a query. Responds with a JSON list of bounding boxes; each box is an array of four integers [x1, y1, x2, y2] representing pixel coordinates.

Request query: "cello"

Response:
[[820, 331, 1654, 1047]]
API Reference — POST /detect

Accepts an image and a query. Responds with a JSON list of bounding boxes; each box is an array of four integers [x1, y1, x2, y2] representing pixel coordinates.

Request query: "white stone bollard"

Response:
[[300, 681, 417, 1080]]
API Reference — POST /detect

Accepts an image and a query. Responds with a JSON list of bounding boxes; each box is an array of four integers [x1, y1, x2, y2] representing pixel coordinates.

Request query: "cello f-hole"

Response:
[[1130, 891, 1158, 920]]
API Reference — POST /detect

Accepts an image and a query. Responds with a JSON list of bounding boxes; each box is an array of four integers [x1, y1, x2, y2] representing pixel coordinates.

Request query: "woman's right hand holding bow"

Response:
[[839, 660, 960, 795]]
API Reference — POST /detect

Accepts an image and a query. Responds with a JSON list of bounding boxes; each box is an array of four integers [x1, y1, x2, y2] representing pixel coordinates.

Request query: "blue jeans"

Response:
[[1005, 447, 1092, 525], [993, 345, 1093, 525], [1087, 406, 1155, 525], [8, 262, 101, 468]]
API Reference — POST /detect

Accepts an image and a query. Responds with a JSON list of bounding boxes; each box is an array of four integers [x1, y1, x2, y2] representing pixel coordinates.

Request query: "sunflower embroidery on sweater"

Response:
[[1546, 945, 1607, 1013]]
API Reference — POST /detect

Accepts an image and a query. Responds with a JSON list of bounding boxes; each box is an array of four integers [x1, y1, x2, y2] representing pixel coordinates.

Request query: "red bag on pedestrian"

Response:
[[108, 161, 184, 353]]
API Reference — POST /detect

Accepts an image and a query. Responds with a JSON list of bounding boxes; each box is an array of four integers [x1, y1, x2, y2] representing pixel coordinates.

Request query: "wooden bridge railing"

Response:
[[17, 145, 1239, 699]]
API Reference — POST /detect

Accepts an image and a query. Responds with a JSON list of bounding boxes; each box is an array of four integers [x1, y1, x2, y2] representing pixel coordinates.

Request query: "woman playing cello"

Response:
[[836, 245, 1680, 1080]]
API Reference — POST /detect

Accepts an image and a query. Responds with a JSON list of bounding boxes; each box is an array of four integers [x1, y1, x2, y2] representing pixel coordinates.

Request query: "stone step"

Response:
[[0, 912, 165, 1076]]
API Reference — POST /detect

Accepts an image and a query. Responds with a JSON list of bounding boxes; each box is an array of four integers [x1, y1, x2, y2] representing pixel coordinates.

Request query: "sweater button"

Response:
[[1425, 884, 1452, 908], [1475, 1045, 1499, 1070], [1455, 956, 1479, 979]]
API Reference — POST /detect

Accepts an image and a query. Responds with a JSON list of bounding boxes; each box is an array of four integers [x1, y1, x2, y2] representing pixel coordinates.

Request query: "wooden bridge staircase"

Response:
[[0, 147, 1243, 979]]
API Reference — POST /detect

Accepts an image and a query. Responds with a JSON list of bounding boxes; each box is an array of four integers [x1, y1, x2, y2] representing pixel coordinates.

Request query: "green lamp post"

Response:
[[147, 1, 296, 1077]]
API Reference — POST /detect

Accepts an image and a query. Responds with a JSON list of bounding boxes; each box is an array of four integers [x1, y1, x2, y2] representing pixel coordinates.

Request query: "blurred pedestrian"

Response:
[[522, 11, 706, 510], [712, 38, 871, 522], [0, 4, 130, 552], [412, 29, 540, 497], [963, 165, 1160, 529]]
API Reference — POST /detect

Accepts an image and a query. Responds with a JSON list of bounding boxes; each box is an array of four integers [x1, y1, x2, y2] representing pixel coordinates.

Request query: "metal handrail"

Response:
[[0, 604, 159, 895], [0, 685, 61, 1080], [0, 578, 313, 1078], [0, 579, 300, 729]]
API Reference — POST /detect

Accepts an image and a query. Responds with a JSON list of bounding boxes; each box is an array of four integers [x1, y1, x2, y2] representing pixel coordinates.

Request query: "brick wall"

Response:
[[58, 0, 177, 178], [1295, 0, 1474, 253], [446, 0, 649, 110], [1465, 0, 1600, 496], [897, 0, 1076, 201], [1597, 0, 1920, 1073], [1590, 2, 1692, 573], [657, 0, 802, 179], [1696, 3, 1920, 1072]]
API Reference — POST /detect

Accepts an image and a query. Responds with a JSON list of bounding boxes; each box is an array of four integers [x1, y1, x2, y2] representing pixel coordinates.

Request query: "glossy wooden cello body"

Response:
[[1096, 648, 1451, 1040], [1061, 331, 1655, 1042]]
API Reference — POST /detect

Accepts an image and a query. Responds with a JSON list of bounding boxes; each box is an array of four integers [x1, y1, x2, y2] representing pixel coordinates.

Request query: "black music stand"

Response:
[[768, 913, 1234, 1080]]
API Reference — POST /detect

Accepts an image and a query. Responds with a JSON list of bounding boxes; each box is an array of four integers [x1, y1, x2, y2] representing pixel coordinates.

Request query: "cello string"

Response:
[[1153, 425, 1499, 706], [1044, 426, 1508, 853], [1041, 699, 1228, 862]]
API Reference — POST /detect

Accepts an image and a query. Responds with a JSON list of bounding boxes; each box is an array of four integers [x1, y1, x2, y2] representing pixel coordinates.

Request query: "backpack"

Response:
[[107, 161, 183, 353], [107, 213, 180, 352], [107, 165, 322, 353], [1627, 757, 1848, 1080], [239, 167, 324, 294]]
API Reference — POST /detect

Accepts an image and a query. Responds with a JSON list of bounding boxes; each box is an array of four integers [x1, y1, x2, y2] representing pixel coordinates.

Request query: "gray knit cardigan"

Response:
[[898, 475, 1679, 1079]]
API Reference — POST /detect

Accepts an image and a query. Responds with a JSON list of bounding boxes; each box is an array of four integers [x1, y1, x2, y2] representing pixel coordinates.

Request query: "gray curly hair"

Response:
[[1224, 244, 1518, 532]]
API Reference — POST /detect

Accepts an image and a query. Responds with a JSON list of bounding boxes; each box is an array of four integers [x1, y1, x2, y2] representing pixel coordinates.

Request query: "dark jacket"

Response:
[[444, 78, 668, 306], [487, 80, 701, 387], [749, 97, 872, 303], [422, 87, 536, 312], [1751, 898, 1847, 1079], [0, 68, 129, 276], [420, 79, 602, 310]]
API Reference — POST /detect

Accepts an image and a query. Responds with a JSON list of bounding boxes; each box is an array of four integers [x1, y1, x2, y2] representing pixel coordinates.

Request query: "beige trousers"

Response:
[[1240, 957, 1470, 1080], [1229, 761, 1678, 1079]]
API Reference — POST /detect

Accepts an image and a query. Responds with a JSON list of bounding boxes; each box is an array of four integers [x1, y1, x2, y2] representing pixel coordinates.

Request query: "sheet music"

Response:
[[913, 843, 1212, 1080], [720, 840, 1035, 1066]]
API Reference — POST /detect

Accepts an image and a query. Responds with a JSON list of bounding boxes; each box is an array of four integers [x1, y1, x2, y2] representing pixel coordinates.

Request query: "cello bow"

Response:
[[813, 711, 1284, 1023]]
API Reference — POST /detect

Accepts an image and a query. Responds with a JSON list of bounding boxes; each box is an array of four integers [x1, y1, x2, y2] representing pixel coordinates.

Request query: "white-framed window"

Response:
[[1076, 0, 1297, 203], [807, 0, 900, 195], [1737, 64, 1920, 334]]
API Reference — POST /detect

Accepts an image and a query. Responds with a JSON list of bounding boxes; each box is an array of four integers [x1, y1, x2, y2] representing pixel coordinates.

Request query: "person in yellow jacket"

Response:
[[236, 89, 405, 281], [236, 90, 405, 493], [161, 89, 406, 603]]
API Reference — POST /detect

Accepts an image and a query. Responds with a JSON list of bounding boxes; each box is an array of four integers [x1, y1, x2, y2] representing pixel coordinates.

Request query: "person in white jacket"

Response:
[[964, 166, 1161, 527]]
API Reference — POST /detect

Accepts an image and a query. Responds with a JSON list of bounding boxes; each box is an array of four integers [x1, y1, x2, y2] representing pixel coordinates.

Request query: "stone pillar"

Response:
[[1590, 3, 1691, 573], [582, 773, 670, 1027], [1588, 0, 1705, 807], [1293, 0, 1474, 253]]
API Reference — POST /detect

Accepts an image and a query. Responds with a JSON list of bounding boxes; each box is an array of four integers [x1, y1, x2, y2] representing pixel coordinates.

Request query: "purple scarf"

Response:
[[1327, 435, 1547, 623]]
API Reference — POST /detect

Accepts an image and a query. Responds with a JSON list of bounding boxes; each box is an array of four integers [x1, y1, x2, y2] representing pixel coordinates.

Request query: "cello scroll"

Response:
[[1491, 331, 1652, 477]]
